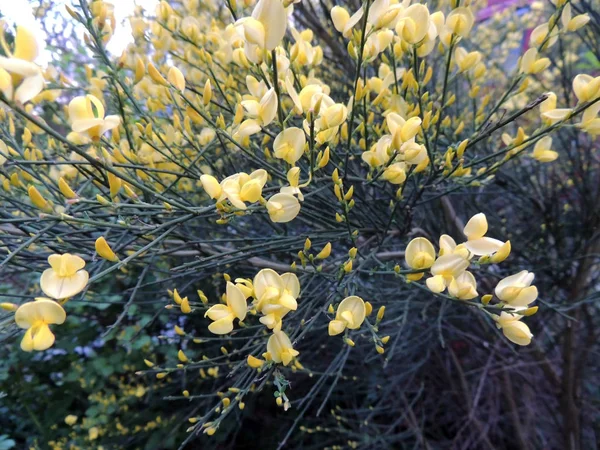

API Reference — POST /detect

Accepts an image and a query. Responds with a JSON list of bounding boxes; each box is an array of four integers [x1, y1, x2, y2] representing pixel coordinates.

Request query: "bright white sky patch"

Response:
[[1, 0, 158, 63]]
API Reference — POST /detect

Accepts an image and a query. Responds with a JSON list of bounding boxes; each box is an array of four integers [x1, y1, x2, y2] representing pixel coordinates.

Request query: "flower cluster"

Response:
[[404, 213, 536, 345]]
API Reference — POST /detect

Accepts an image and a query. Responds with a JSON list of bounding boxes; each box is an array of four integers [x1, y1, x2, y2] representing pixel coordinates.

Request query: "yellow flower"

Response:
[[445, 7, 475, 37], [331, 6, 365, 38], [253, 268, 300, 331], [438, 234, 470, 259], [519, 48, 550, 75], [65, 415, 78, 426], [494, 311, 533, 346], [462, 213, 505, 256], [328, 296, 366, 336], [40, 253, 89, 300], [68, 94, 120, 141], [572, 74, 600, 103], [205, 282, 247, 335], [15, 298, 66, 352], [0, 26, 45, 103], [89, 427, 99, 440], [532, 136, 558, 163], [396, 4, 431, 45], [266, 193, 301, 223], [454, 47, 482, 73], [267, 330, 299, 366], [382, 162, 407, 184], [386, 113, 421, 150], [405, 237, 435, 270], [494, 271, 538, 307], [220, 169, 268, 209], [236, 0, 287, 52], [273, 127, 306, 165], [316, 242, 332, 259], [426, 254, 469, 293], [448, 271, 478, 300]]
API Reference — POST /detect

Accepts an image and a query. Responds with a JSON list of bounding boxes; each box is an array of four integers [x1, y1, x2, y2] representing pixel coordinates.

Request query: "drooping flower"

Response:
[[205, 282, 247, 335], [68, 94, 120, 141], [15, 298, 66, 351], [494, 271, 538, 307], [328, 296, 366, 336], [267, 330, 299, 366], [0, 26, 45, 103], [494, 311, 533, 346], [40, 254, 89, 300]]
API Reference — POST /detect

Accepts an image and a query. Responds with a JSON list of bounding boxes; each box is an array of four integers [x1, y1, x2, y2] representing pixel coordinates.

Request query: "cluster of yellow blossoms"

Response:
[[202, 268, 301, 367], [404, 213, 536, 345]]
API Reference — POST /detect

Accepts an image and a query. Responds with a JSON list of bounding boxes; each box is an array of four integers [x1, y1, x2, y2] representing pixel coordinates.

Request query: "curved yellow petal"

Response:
[[48, 253, 86, 277], [32, 323, 56, 351], [226, 282, 247, 321], [208, 316, 234, 335], [328, 319, 346, 336], [205, 304, 231, 321], [68, 96, 94, 122], [40, 269, 89, 300], [15, 298, 66, 328], [20, 327, 35, 351], [13, 26, 39, 62]]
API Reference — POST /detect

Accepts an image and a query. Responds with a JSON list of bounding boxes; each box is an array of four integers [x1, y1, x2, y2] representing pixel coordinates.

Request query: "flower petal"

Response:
[[40, 269, 89, 300]]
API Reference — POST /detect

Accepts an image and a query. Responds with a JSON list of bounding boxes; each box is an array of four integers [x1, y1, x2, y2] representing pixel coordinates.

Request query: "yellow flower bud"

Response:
[[343, 260, 353, 273], [181, 297, 191, 314], [203, 79, 212, 106], [316, 242, 332, 259], [247, 355, 265, 369], [0, 302, 18, 312], [167, 66, 186, 92], [376, 306, 385, 321], [58, 177, 77, 199], [28, 185, 49, 211], [178, 349, 189, 363], [95, 236, 119, 262], [148, 62, 168, 86]]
